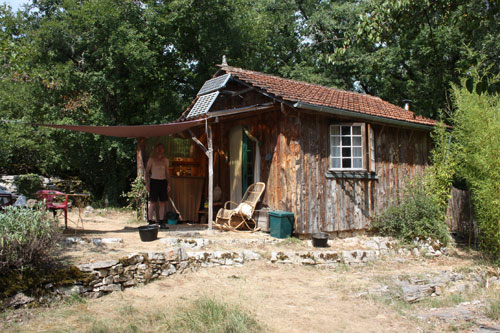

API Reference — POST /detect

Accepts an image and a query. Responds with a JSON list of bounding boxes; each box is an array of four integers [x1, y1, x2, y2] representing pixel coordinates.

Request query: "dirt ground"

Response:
[[2, 209, 500, 332]]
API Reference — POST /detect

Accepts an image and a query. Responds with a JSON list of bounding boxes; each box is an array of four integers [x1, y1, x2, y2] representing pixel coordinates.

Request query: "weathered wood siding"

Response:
[[210, 92, 432, 234]]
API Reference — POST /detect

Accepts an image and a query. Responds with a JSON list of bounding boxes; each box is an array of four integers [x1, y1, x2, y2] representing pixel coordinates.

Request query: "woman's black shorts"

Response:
[[149, 179, 168, 202]]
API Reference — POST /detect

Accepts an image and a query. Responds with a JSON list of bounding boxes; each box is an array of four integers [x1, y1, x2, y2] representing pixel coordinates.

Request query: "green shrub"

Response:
[[372, 177, 450, 245], [122, 176, 147, 220], [451, 76, 500, 257], [14, 174, 43, 198], [0, 205, 60, 272]]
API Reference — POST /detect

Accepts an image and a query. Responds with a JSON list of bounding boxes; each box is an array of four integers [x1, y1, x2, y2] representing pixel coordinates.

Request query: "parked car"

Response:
[[0, 189, 16, 210]]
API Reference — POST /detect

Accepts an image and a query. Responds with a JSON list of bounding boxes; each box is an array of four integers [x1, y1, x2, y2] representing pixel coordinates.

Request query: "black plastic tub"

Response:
[[138, 225, 159, 242], [312, 232, 329, 247]]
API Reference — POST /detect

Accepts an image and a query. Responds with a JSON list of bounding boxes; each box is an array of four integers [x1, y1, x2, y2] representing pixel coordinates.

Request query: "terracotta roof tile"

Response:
[[219, 65, 436, 127]]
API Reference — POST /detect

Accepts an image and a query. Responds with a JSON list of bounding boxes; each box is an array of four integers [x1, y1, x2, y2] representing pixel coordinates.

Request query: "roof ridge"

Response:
[[218, 64, 384, 102]]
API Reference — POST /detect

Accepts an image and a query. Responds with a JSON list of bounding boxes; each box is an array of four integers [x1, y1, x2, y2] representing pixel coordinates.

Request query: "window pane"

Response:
[[353, 147, 362, 157], [330, 126, 340, 135], [342, 158, 351, 168], [342, 136, 351, 146], [353, 137, 362, 146], [352, 126, 361, 135], [331, 158, 341, 168], [341, 126, 350, 135], [331, 136, 340, 146], [331, 146, 340, 157], [353, 158, 363, 168], [342, 147, 351, 157]]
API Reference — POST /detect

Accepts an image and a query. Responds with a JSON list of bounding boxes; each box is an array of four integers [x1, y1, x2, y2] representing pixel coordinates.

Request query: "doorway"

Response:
[[229, 125, 256, 203]]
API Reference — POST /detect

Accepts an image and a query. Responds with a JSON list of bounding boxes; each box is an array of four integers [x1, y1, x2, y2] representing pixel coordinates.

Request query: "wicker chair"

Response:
[[214, 182, 265, 231]]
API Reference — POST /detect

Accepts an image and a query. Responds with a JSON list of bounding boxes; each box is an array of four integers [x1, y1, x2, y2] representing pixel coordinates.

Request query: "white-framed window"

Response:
[[329, 123, 364, 170]]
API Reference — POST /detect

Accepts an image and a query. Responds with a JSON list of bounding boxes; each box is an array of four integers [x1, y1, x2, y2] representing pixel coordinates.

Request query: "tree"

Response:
[[451, 72, 500, 257]]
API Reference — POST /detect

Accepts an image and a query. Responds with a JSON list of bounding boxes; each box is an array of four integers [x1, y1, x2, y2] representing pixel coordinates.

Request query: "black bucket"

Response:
[[312, 232, 329, 247], [138, 225, 159, 242]]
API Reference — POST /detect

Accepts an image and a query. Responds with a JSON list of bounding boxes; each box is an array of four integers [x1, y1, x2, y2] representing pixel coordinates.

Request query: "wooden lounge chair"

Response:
[[214, 182, 265, 231]]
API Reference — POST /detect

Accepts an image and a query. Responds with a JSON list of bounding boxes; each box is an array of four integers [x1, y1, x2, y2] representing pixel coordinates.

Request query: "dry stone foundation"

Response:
[[3, 236, 450, 309]]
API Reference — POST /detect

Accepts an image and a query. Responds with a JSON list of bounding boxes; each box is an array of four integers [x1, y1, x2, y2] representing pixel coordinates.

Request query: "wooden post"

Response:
[[208, 124, 214, 230], [136, 137, 146, 220], [137, 137, 145, 177]]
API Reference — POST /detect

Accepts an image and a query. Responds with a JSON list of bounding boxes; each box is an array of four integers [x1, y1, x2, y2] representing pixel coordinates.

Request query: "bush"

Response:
[[0, 205, 60, 273], [372, 177, 450, 245], [122, 176, 147, 220], [14, 174, 43, 198], [451, 78, 500, 257]]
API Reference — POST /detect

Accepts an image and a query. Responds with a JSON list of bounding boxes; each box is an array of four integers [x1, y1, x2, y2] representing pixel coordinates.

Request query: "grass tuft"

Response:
[[485, 297, 500, 320], [278, 237, 302, 247], [168, 296, 262, 333]]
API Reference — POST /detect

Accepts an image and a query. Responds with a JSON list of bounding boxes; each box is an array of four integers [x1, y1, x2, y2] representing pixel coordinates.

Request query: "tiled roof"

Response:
[[218, 65, 437, 127]]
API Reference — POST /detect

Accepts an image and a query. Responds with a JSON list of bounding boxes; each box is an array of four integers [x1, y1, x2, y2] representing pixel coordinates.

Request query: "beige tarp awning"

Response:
[[38, 119, 204, 138]]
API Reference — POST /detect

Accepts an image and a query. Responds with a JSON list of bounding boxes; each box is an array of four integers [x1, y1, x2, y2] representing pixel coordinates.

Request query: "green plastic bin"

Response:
[[269, 210, 294, 239]]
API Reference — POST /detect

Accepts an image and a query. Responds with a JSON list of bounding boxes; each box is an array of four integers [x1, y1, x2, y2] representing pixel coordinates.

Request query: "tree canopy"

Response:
[[1, 0, 499, 203]]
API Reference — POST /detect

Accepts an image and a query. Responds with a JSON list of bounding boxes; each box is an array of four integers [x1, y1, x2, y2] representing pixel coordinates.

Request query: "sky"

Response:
[[2, 0, 28, 12]]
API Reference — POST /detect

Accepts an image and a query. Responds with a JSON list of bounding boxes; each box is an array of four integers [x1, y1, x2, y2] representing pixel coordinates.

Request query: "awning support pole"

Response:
[[207, 123, 214, 230], [188, 130, 208, 155]]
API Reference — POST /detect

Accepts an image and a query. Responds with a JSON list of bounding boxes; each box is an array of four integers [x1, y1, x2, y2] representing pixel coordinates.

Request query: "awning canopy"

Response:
[[38, 119, 204, 138]]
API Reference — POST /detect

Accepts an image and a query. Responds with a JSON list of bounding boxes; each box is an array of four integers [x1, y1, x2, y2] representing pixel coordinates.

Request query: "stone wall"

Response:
[[3, 236, 449, 309]]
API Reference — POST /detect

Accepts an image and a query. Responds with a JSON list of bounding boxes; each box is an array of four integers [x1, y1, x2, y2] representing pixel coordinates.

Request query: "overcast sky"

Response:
[[2, 0, 28, 12]]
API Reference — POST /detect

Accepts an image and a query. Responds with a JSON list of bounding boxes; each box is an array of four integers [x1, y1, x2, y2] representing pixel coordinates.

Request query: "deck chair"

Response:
[[214, 182, 265, 231]]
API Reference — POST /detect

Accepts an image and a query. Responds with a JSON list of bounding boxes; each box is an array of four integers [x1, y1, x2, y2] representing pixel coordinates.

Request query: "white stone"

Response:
[[77, 260, 118, 272], [100, 284, 122, 292], [59, 285, 86, 296], [243, 250, 260, 261], [363, 239, 380, 250], [302, 258, 315, 265], [127, 253, 145, 264], [161, 264, 177, 276], [103, 276, 114, 285]]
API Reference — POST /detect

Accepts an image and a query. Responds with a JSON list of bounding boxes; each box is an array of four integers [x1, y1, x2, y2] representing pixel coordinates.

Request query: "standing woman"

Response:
[[145, 143, 170, 228]]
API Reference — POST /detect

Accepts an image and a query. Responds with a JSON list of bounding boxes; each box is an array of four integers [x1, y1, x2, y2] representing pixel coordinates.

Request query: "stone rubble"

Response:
[[270, 250, 379, 266]]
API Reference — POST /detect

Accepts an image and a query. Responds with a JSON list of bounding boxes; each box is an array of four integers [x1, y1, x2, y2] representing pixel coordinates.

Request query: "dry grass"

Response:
[[2, 210, 500, 332]]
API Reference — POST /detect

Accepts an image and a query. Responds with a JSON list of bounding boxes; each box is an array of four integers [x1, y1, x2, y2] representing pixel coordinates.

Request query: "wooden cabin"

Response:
[[139, 64, 437, 236]]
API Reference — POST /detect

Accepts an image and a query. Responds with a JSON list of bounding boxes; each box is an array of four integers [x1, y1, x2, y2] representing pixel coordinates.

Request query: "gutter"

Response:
[[293, 101, 435, 131]]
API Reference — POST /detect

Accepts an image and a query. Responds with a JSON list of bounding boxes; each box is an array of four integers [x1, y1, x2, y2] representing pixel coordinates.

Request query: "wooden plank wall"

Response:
[[209, 83, 431, 234], [210, 99, 432, 235]]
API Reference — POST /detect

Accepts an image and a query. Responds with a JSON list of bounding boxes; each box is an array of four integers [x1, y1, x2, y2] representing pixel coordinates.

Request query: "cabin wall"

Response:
[[211, 106, 431, 235]]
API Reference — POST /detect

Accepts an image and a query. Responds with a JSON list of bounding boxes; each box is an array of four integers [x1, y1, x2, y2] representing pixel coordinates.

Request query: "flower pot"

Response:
[[138, 225, 159, 242], [312, 232, 329, 247]]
